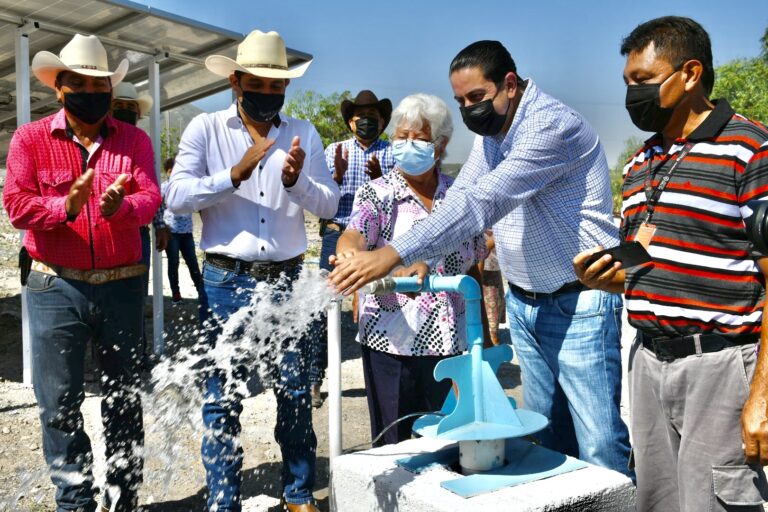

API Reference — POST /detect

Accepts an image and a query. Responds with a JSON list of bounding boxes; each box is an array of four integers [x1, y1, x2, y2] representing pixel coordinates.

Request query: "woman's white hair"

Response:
[[389, 93, 453, 147]]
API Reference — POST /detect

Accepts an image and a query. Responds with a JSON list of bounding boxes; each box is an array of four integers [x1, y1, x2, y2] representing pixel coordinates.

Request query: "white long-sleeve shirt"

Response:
[[166, 102, 340, 262]]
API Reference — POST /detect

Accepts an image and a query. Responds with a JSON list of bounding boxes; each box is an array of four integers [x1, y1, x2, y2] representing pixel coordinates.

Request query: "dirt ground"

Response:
[[0, 204, 525, 512]]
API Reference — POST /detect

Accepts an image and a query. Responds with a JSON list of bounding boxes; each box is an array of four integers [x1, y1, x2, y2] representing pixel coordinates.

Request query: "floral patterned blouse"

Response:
[[348, 168, 487, 356]]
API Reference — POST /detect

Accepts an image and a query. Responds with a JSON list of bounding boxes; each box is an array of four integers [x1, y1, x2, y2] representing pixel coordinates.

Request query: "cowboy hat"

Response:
[[340, 90, 392, 131], [112, 82, 153, 118], [205, 30, 312, 79], [31, 33, 128, 90]]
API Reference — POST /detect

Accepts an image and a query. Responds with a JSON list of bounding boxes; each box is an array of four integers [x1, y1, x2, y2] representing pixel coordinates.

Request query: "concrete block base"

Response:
[[331, 438, 635, 511]]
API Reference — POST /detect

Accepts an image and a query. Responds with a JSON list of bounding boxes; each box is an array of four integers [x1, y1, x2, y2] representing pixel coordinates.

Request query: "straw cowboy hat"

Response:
[[340, 90, 393, 130], [112, 82, 153, 118], [31, 33, 128, 90], [205, 30, 312, 79]]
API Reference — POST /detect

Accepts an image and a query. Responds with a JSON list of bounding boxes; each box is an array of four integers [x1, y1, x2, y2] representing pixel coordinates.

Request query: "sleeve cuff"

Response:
[[216, 168, 239, 191], [103, 199, 134, 222], [390, 236, 416, 266], [50, 196, 69, 224], [284, 169, 310, 195]]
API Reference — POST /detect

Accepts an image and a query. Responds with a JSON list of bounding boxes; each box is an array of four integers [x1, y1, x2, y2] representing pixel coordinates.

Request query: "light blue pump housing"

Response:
[[363, 275, 548, 441], [365, 275, 588, 497]]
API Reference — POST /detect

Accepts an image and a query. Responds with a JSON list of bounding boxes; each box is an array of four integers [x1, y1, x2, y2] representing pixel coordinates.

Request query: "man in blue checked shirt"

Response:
[[308, 90, 394, 407], [330, 40, 632, 479]]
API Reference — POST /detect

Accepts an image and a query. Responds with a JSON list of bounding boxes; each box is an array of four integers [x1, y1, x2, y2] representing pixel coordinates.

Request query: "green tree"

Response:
[[160, 127, 180, 166], [283, 90, 353, 147], [610, 137, 644, 216], [761, 26, 767, 61], [712, 57, 768, 124]]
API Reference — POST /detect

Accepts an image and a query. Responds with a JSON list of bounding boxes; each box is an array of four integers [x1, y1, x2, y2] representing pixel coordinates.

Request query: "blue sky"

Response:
[[149, 0, 767, 166]]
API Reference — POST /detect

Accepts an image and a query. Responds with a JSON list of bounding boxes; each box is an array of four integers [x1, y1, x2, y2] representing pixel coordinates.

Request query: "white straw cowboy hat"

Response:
[[32, 33, 128, 90], [112, 82, 153, 117], [205, 30, 312, 79]]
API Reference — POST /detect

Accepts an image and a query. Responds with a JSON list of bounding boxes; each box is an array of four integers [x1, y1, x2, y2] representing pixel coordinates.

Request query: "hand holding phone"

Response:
[[584, 241, 651, 269]]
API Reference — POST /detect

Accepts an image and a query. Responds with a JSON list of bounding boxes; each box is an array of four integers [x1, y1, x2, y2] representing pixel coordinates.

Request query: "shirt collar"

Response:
[[642, 99, 735, 156], [229, 100, 284, 128], [684, 98, 734, 141], [498, 78, 536, 148], [52, 108, 113, 140], [390, 167, 450, 202], [351, 137, 388, 152]]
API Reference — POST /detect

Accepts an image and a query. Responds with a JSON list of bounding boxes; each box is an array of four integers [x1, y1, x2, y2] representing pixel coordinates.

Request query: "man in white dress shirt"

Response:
[[165, 30, 338, 512]]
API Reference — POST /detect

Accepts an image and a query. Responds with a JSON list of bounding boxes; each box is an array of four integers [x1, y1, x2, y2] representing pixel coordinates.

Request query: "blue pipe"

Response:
[[363, 275, 485, 420]]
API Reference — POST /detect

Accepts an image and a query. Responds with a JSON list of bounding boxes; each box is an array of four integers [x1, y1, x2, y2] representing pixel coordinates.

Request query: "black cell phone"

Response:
[[584, 241, 651, 269]]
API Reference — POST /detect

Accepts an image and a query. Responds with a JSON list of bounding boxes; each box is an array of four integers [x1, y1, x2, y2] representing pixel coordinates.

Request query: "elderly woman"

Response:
[[332, 93, 488, 446]]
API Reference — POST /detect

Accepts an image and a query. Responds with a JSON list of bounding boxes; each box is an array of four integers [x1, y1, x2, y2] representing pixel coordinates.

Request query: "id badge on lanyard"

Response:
[[637, 143, 694, 249]]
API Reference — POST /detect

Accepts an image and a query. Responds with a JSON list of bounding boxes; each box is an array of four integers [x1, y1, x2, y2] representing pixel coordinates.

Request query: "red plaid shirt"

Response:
[[4, 109, 161, 270]]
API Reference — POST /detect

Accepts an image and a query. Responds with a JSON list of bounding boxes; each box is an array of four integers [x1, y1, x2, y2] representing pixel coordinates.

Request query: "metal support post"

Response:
[[328, 298, 343, 465], [148, 58, 165, 355], [16, 23, 33, 386]]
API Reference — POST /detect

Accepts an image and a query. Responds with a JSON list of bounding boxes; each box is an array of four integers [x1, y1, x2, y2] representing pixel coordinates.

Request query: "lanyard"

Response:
[[643, 142, 694, 224]]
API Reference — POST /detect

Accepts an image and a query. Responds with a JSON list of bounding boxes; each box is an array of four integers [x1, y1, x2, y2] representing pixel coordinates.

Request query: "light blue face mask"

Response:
[[392, 139, 436, 176]]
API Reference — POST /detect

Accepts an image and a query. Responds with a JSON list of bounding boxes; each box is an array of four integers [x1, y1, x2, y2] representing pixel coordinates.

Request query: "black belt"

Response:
[[205, 253, 303, 279], [640, 331, 759, 363], [508, 280, 587, 300]]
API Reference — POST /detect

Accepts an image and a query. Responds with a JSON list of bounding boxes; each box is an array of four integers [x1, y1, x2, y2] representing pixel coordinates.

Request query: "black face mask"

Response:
[[354, 116, 380, 141], [64, 92, 112, 125], [240, 91, 285, 123], [625, 70, 681, 133], [112, 108, 138, 126], [459, 87, 510, 136]]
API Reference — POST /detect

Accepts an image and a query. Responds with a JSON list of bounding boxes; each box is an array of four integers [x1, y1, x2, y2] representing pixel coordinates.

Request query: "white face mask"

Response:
[[392, 139, 436, 176]]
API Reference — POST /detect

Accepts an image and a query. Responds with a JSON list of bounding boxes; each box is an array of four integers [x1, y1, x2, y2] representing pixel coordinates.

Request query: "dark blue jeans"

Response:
[[200, 261, 316, 510], [166, 232, 203, 296], [308, 228, 340, 385], [26, 271, 144, 512]]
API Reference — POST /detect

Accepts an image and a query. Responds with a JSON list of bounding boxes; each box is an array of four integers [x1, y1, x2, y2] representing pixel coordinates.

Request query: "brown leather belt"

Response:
[[205, 253, 303, 279], [508, 280, 587, 301], [31, 261, 147, 285]]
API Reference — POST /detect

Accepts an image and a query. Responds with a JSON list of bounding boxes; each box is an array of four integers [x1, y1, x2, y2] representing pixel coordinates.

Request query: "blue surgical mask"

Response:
[[392, 139, 436, 176]]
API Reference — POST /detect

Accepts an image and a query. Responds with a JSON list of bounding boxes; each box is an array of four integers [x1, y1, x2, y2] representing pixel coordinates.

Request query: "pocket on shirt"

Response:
[[99, 170, 133, 194], [38, 169, 74, 197], [712, 465, 768, 506]]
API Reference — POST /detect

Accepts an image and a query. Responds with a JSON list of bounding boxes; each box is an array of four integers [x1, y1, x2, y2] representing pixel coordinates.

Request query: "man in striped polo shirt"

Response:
[[575, 16, 768, 511]]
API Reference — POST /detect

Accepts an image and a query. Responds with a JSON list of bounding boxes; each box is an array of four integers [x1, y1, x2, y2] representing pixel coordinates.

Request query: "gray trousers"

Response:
[[629, 335, 768, 511]]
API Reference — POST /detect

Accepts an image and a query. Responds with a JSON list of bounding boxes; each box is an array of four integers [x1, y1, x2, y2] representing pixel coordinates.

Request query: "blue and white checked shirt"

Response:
[[391, 79, 618, 293], [325, 137, 394, 226], [161, 181, 193, 233]]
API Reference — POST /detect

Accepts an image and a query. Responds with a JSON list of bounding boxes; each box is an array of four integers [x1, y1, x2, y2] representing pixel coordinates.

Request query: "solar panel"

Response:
[[0, 0, 313, 160]]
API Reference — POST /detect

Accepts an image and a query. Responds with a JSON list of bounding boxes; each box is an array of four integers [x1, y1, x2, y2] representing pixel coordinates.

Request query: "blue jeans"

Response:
[[26, 271, 144, 512], [308, 228, 340, 385], [166, 232, 203, 296], [505, 286, 633, 479], [200, 262, 316, 510]]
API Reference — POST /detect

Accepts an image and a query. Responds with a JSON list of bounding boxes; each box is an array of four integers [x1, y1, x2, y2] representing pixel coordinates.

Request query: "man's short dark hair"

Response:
[[620, 16, 714, 96], [449, 40, 518, 85]]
